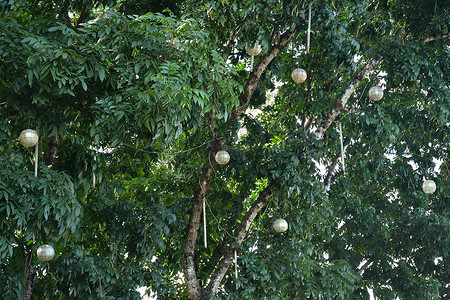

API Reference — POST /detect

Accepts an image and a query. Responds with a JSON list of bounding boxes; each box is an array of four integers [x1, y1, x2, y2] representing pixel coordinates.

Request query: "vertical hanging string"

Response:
[[339, 122, 346, 173], [93, 152, 96, 188], [203, 197, 207, 248], [250, 56, 254, 71], [307, 4, 311, 54], [34, 128, 39, 178], [234, 250, 238, 279]]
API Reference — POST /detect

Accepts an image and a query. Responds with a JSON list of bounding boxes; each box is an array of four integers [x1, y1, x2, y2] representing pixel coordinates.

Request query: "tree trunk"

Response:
[[181, 136, 225, 299], [44, 135, 59, 166], [203, 187, 274, 298], [181, 29, 295, 299], [23, 251, 36, 300], [314, 57, 383, 139]]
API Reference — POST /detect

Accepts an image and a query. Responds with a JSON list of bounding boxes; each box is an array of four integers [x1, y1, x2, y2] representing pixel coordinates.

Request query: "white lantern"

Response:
[[368, 86, 383, 101], [422, 180, 436, 194], [19, 129, 39, 147], [273, 218, 288, 233], [215, 150, 230, 165], [246, 43, 262, 56], [291, 68, 307, 84], [37, 244, 55, 262]]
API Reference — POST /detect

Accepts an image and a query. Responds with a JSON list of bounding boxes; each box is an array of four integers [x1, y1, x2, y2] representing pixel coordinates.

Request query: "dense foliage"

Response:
[[0, 0, 449, 299]]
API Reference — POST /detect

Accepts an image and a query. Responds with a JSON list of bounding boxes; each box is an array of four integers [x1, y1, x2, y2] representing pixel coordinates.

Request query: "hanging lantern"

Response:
[[368, 86, 383, 101], [273, 218, 288, 233], [19, 129, 39, 147], [422, 180, 436, 194], [215, 150, 230, 165], [291, 68, 307, 84], [246, 43, 262, 56], [37, 244, 55, 262]]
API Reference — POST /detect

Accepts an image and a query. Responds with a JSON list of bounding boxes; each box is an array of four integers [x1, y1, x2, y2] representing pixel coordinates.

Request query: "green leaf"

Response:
[[99, 68, 105, 82]]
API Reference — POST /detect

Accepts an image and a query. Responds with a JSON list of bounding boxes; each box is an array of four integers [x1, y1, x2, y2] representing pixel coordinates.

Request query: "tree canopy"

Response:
[[0, 0, 449, 299]]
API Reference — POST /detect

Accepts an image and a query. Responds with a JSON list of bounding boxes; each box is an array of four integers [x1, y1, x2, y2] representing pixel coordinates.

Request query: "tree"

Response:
[[0, 0, 449, 299]]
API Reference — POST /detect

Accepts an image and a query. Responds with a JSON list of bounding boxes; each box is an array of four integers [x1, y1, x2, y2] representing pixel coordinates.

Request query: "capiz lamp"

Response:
[[19, 129, 39, 147], [37, 244, 55, 262], [215, 150, 230, 165], [273, 218, 288, 233], [422, 180, 436, 194]]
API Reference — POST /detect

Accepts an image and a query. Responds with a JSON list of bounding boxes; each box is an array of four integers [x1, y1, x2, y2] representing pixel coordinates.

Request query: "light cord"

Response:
[[34, 128, 39, 178], [234, 250, 238, 279], [203, 197, 207, 248], [307, 4, 311, 54], [339, 122, 345, 173]]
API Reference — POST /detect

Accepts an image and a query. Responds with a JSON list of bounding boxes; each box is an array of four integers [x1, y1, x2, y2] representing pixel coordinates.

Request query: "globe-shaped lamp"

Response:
[[215, 150, 230, 165], [273, 218, 288, 233], [422, 180, 436, 194], [19, 129, 39, 147], [37, 244, 55, 262], [291, 68, 307, 84], [368, 86, 383, 101]]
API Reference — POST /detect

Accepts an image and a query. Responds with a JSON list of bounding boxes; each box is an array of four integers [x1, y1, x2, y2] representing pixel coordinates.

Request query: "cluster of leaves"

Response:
[[0, 0, 449, 299]]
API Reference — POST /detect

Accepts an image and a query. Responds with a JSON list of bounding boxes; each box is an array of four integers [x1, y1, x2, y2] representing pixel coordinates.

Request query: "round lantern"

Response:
[[422, 180, 436, 194], [37, 244, 55, 262], [19, 129, 39, 147], [291, 68, 307, 84], [246, 43, 262, 56], [273, 218, 288, 233], [368, 86, 383, 101], [215, 150, 230, 165]]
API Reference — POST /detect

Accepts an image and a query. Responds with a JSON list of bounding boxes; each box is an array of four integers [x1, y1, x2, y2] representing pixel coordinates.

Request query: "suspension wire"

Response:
[[203, 197, 207, 248], [307, 4, 311, 54], [34, 128, 39, 178], [339, 122, 345, 173], [234, 249, 238, 279]]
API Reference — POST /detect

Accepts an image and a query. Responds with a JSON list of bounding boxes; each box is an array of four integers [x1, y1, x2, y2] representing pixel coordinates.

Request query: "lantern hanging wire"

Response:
[[339, 122, 345, 173], [203, 197, 207, 248], [234, 250, 238, 279], [307, 4, 311, 54], [93, 149, 97, 188], [34, 128, 39, 178]]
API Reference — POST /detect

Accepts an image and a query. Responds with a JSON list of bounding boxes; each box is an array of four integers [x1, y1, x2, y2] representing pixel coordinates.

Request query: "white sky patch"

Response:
[[137, 287, 156, 300]]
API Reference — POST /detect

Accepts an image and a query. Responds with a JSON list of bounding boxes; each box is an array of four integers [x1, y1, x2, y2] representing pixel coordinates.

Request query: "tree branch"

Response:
[[424, 32, 450, 43], [44, 135, 60, 166], [322, 151, 341, 192], [181, 28, 296, 299], [305, 116, 315, 131], [231, 29, 296, 119], [60, 5, 72, 28], [23, 250, 36, 300], [76, 9, 89, 28], [357, 257, 375, 275], [314, 57, 383, 139], [203, 186, 274, 298], [181, 110, 225, 300]]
